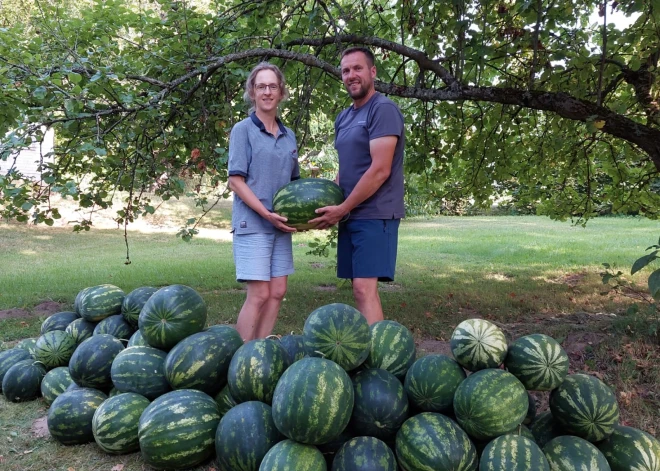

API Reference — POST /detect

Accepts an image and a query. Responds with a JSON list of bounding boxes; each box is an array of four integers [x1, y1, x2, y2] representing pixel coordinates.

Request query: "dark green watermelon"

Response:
[[481, 435, 549, 470], [2, 359, 46, 402], [15, 338, 38, 356], [404, 354, 466, 413], [127, 329, 149, 347], [92, 392, 150, 455], [93, 314, 135, 341], [41, 366, 74, 406], [41, 311, 79, 334], [258, 439, 327, 471], [597, 424, 660, 471], [79, 284, 125, 322], [332, 436, 397, 471], [48, 388, 108, 445], [272, 178, 345, 230], [215, 384, 238, 419], [363, 320, 416, 380], [65, 318, 97, 345], [69, 334, 125, 390], [529, 411, 567, 448], [279, 334, 306, 364], [110, 345, 170, 400], [33, 331, 77, 369], [544, 435, 611, 470], [0, 348, 33, 392], [121, 286, 158, 328]]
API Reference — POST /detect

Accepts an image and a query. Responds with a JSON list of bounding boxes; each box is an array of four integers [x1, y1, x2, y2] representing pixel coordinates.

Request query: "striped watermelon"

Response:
[[65, 318, 96, 345], [2, 359, 46, 402], [74, 286, 91, 316], [215, 401, 283, 471], [69, 334, 125, 390], [0, 348, 33, 391], [332, 436, 397, 471], [363, 320, 416, 380], [121, 286, 157, 328], [164, 329, 243, 395], [110, 346, 170, 400], [504, 424, 535, 441], [272, 177, 345, 230], [48, 388, 108, 445], [279, 333, 306, 364], [530, 411, 568, 448], [40, 366, 73, 406], [228, 338, 289, 404], [40, 311, 78, 334], [525, 391, 537, 425], [138, 389, 220, 470], [259, 439, 327, 471], [350, 368, 409, 441], [272, 357, 354, 445], [303, 303, 370, 371], [404, 353, 466, 413], [16, 338, 38, 356], [504, 334, 569, 391], [206, 324, 243, 338], [127, 329, 148, 347], [480, 435, 549, 470], [93, 314, 135, 341], [597, 424, 660, 471], [79, 284, 125, 322], [92, 392, 150, 454], [454, 368, 528, 440], [33, 331, 76, 369], [549, 374, 620, 442], [138, 284, 207, 350], [396, 412, 478, 471], [544, 435, 611, 470], [215, 384, 238, 418], [450, 318, 508, 371]]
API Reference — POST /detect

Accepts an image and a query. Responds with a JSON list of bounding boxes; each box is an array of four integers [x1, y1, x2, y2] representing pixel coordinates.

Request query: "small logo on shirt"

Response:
[[358, 120, 366, 124], [240, 221, 247, 228], [291, 149, 297, 155]]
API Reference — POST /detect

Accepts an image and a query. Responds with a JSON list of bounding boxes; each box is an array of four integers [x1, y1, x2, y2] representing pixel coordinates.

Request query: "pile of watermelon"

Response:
[[1, 284, 659, 471]]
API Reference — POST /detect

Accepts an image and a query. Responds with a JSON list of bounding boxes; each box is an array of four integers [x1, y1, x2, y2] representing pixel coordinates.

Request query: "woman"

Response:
[[227, 62, 299, 341]]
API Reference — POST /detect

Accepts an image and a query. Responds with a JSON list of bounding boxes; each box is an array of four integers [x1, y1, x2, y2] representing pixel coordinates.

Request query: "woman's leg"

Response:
[[254, 275, 288, 339], [235, 280, 270, 342]]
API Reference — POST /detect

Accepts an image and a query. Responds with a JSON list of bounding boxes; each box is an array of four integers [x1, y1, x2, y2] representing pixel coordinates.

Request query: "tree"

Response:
[[1, 0, 659, 244]]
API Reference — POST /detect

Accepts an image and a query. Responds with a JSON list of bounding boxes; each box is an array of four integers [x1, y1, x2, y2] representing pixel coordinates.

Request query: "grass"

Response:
[[0, 206, 658, 470]]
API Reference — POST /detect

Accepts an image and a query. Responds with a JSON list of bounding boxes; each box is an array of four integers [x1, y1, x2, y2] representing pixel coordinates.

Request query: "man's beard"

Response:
[[346, 81, 369, 100]]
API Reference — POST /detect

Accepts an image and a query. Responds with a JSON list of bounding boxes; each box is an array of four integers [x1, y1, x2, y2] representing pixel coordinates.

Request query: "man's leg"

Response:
[[352, 277, 383, 324]]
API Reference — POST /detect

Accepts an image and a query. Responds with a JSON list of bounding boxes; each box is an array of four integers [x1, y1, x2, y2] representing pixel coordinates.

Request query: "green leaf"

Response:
[[32, 86, 47, 99], [68, 72, 83, 84], [631, 251, 658, 275], [648, 269, 660, 300]]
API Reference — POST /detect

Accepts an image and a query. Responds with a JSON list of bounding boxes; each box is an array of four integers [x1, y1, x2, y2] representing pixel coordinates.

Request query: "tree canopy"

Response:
[[1, 0, 659, 234]]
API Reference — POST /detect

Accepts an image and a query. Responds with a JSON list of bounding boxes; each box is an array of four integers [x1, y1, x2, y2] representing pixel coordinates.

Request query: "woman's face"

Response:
[[253, 69, 282, 113]]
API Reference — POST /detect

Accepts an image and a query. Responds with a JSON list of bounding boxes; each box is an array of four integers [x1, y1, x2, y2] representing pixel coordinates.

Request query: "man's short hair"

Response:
[[341, 47, 375, 67]]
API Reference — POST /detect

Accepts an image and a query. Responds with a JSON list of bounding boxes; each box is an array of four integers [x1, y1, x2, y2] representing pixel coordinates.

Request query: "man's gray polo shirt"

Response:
[[228, 113, 299, 234]]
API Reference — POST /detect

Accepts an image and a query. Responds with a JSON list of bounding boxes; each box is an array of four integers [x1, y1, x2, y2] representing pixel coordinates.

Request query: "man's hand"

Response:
[[308, 205, 347, 229], [267, 212, 297, 233]]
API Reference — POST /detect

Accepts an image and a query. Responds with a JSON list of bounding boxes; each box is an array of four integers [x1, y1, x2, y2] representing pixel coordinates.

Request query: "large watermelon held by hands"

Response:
[[504, 333, 569, 391], [404, 353, 466, 413], [138, 284, 207, 350], [363, 320, 416, 380], [303, 303, 370, 371], [272, 177, 345, 230], [450, 318, 508, 371]]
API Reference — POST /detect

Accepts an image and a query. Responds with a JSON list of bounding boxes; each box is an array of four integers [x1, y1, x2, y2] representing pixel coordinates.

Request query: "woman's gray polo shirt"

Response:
[[228, 113, 299, 234]]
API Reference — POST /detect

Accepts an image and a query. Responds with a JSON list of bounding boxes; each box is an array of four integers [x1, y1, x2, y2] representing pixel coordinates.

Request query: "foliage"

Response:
[[1, 0, 660, 242]]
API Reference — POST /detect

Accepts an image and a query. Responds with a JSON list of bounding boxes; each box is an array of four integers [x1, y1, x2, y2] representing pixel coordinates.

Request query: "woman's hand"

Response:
[[267, 212, 297, 233]]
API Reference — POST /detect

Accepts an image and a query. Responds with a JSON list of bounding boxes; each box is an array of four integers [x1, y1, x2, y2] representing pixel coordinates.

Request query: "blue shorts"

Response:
[[337, 219, 400, 282], [233, 232, 294, 282]]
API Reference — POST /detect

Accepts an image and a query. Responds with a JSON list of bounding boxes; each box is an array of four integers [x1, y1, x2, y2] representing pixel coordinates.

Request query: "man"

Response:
[[311, 46, 405, 324]]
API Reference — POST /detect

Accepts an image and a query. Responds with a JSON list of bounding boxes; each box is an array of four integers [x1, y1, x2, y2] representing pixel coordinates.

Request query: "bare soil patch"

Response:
[[0, 308, 31, 320], [31, 416, 49, 439]]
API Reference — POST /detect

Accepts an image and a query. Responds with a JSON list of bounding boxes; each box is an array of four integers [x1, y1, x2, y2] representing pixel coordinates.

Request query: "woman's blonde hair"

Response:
[[243, 62, 289, 113]]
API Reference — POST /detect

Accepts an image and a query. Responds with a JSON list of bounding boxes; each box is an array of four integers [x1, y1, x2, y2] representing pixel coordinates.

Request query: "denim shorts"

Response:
[[233, 232, 294, 282], [337, 219, 400, 282]]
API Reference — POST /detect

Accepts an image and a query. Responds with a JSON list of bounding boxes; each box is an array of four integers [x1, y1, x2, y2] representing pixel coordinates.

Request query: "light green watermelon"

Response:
[[404, 354, 466, 413], [450, 318, 508, 371], [597, 424, 660, 471], [92, 392, 150, 454], [258, 439, 327, 471], [504, 334, 569, 391], [363, 320, 416, 380], [480, 435, 549, 470], [544, 435, 611, 471]]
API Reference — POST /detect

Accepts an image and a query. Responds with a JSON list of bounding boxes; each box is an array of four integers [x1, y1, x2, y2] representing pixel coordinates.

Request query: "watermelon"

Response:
[[303, 303, 370, 371], [0, 348, 33, 391], [363, 320, 416, 380], [549, 373, 619, 442], [350, 368, 409, 441], [454, 368, 528, 440], [110, 346, 170, 400], [404, 353, 466, 413], [215, 384, 238, 418], [74, 286, 91, 316], [206, 324, 243, 338], [272, 357, 354, 445], [92, 392, 150, 454], [16, 338, 38, 356], [164, 329, 243, 395], [279, 333, 306, 364], [215, 401, 283, 471], [259, 439, 327, 471], [78, 284, 125, 322], [69, 334, 125, 390], [138, 389, 220, 470], [272, 177, 345, 230], [121, 286, 157, 328], [597, 424, 660, 471], [33, 331, 76, 369], [40, 366, 74, 406], [525, 391, 537, 425], [450, 318, 508, 371], [530, 411, 568, 448], [504, 334, 569, 391], [480, 435, 549, 470], [396, 412, 478, 471], [127, 329, 148, 347], [93, 314, 135, 341], [227, 338, 289, 404], [504, 424, 536, 442], [544, 435, 611, 471], [332, 436, 397, 471], [40, 311, 78, 334], [138, 284, 207, 350], [48, 388, 108, 445], [2, 359, 46, 402], [65, 318, 96, 345]]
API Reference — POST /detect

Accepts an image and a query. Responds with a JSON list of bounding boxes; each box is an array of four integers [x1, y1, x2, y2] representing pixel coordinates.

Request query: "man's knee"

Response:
[[352, 278, 378, 301]]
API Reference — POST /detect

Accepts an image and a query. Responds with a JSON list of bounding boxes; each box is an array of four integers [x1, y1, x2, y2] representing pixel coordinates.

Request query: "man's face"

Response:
[[340, 52, 376, 101]]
